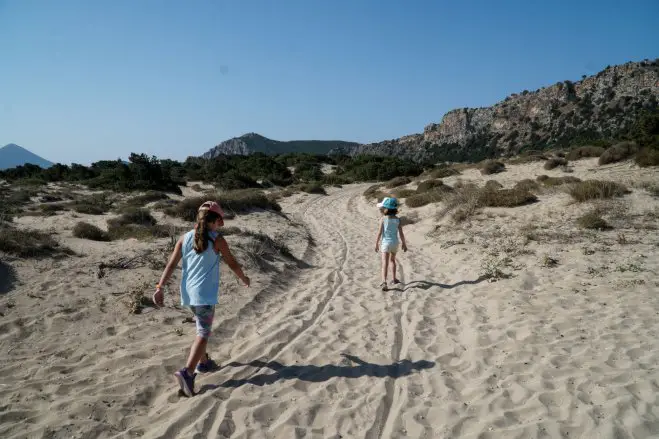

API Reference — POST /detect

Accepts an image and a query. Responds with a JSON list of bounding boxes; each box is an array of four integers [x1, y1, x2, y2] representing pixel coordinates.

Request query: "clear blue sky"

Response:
[[1, 0, 657, 165]]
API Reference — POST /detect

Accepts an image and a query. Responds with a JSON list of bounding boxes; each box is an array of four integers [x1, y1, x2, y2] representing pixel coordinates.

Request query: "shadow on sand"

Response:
[[402, 276, 488, 292], [0, 259, 16, 295], [197, 354, 435, 394]]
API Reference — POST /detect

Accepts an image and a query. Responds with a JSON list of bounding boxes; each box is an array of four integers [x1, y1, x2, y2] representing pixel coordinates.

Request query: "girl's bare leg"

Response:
[[381, 251, 389, 283], [390, 252, 397, 281], [185, 336, 208, 375]]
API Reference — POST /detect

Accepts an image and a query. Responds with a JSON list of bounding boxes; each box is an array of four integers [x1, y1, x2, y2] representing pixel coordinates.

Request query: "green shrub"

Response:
[[577, 211, 611, 230], [568, 180, 630, 202], [635, 147, 659, 167], [566, 146, 605, 160], [386, 176, 412, 188], [108, 224, 174, 241], [478, 188, 538, 207], [321, 174, 352, 185], [216, 171, 262, 190], [480, 160, 506, 175], [336, 155, 423, 182], [599, 141, 638, 165], [363, 184, 384, 200], [73, 222, 111, 241], [544, 157, 568, 170], [70, 193, 114, 215]]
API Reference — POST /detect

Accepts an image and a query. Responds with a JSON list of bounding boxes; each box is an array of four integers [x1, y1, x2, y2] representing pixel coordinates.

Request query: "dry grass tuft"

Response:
[[484, 180, 503, 191], [478, 188, 538, 208], [514, 179, 541, 192], [386, 176, 412, 188], [0, 223, 74, 258], [567, 180, 630, 202], [73, 222, 111, 241], [566, 146, 605, 160]]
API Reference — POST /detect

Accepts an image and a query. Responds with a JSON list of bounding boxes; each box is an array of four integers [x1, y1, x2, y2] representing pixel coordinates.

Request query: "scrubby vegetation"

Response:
[[386, 176, 412, 188], [73, 222, 111, 241], [577, 211, 611, 230], [164, 189, 281, 222], [568, 180, 630, 202], [480, 160, 506, 175], [0, 223, 73, 258], [566, 146, 605, 160], [599, 142, 638, 165], [544, 157, 568, 170]]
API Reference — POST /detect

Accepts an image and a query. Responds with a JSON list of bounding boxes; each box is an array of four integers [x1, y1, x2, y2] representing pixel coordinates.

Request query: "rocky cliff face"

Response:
[[202, 132, 360, 158], [338, 59, 659, 162]]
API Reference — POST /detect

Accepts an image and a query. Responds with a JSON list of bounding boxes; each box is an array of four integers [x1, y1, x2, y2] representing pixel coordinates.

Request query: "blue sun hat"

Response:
[[376, 197, 398, 209]]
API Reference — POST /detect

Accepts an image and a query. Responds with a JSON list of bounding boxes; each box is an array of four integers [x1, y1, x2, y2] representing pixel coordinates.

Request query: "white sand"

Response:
[[1, 158, 658, 439]]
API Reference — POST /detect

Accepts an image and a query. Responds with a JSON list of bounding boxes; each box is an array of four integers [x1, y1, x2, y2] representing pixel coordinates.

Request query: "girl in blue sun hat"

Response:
[[374, 196, 408, 291]]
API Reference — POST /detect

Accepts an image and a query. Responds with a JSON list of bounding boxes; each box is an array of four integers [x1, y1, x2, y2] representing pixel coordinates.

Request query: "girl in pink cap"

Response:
[[153, 200, 250, 397]]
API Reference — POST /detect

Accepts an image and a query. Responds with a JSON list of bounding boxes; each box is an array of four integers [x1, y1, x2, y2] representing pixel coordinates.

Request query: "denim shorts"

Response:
[[189, 305, 215, 339]]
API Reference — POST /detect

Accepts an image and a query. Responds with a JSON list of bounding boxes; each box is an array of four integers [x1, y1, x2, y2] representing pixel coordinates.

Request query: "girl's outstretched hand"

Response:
[[402, 243, 408, 252], [153, 287, 164, 307], [240, 275, 251, 287]]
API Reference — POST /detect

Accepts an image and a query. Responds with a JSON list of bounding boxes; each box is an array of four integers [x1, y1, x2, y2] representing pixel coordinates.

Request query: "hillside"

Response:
[[201, 132, 360, 158], [0, 144, 53, 170], [339, 59, 659, 162]]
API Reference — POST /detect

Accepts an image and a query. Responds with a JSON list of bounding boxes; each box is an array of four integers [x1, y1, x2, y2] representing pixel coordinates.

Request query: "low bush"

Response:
[[537, 175, 582, 186], [386, 176, 412, 188], [73, 222, 111, 241], [484, 180, 503, 191], [514, 179, 541, 192], [416, 179, 449, 194], [299, 183, 326, 195], [0, 224, 73, 258], [566, 146, 605, 160], [568, 180, 630, 202], [165, 189, 281, 222], [478, 188, 538, 207], [544, 157, 568, 170], [429, 166, 460, 179], [480, 160, 506, 175], [406, 185, 454, 208], [599, 141, 638, 165], [577, 211, 611, 230], [108, 208, 157, 227], [635, 147, 659, 167]]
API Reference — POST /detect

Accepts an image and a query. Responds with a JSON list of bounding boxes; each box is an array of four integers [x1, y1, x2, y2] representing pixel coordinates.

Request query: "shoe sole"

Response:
[[174, 371, 194, 397]]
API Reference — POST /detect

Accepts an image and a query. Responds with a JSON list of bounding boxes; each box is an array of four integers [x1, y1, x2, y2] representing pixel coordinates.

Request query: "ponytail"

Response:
[[193, 209, 220, 253]]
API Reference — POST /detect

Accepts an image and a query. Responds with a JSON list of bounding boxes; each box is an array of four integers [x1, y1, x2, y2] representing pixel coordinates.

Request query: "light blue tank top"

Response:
[[180, 229, 222, 306], [381, 216, 400, 245]]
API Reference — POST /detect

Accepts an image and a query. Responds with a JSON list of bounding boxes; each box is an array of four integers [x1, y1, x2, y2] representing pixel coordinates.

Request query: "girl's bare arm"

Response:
[[375, 221, 383, 252], [398, 223, 408, 251], [216, 236, 250, 286]]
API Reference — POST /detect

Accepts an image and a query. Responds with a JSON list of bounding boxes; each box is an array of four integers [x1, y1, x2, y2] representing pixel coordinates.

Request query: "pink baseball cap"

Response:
[[198, 200, 224, 218]]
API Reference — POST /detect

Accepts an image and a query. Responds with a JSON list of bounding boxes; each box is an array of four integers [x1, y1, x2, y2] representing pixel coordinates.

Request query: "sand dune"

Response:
[[1, 158, 658, 438]]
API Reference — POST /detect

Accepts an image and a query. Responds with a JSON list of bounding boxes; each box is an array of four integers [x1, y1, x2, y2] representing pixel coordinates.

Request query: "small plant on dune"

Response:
[[73, 222, 111, 241], [386, 176, 412, 188], [479, 160, 506, 175], [567, 180, 630, 202], [438, 183, 481, 222], [598, 141, 638, 165], [576, 211, 611, 230], [544, 157, 568, 170], [541, 254, 559, 268], [122, 191, 170, 207], [237, 231, 293, 271], [480, 255, 510, 282], [399, 211, 420, 226]]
